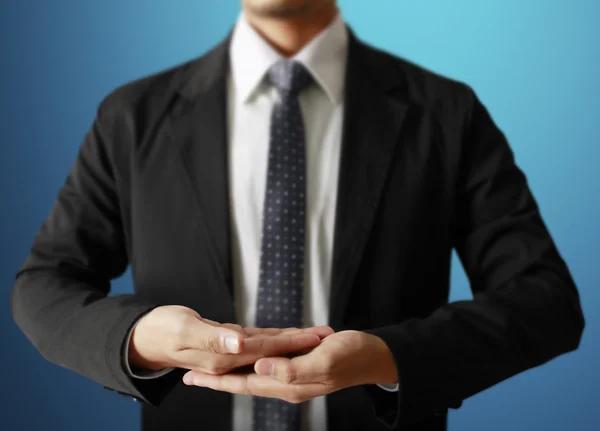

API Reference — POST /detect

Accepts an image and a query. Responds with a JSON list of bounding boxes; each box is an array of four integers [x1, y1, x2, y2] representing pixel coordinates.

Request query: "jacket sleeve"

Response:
[[364, 87, 585, 427], [10, 104, 184, 406]]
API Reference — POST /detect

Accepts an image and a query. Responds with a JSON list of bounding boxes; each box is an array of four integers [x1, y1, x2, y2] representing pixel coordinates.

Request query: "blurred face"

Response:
[[242, 0, 334, 18]]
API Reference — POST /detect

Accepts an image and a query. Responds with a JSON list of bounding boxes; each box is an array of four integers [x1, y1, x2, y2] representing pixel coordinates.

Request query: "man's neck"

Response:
[[243, 5, 339, 57]]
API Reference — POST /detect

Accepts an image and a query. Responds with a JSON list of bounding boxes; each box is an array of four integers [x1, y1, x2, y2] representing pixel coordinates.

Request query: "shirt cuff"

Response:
[[376, 383, 399, 392], [123, 314, 175, 380]]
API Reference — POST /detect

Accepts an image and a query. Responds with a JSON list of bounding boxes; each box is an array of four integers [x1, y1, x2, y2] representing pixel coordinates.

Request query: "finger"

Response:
[[176, 333, 321, 372], [221, 323, 248, 337], [198, 318, 247, 337], [184, 318, 245, 354], [183, 370, 326, 403], [303, 326, 335, 339], [243, 333, 321, 359], [249, 372, 327, 402], [243, 326, 332, 337], [183, 370, 256, 395], [255, 351, 328, 384], [244, 326, 334, 339], [243, 327, 286, 336]]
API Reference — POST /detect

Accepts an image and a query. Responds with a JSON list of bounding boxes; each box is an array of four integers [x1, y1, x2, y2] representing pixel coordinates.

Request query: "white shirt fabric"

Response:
[[124, 11, 397, 431], [228, 12, 346, 431]]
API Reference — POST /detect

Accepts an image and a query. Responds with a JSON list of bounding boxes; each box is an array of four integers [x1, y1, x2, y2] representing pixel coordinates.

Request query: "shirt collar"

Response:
[[229, 12, 348, 105]]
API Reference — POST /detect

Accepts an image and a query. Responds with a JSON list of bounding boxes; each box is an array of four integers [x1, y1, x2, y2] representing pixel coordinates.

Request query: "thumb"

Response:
[[254, 355, 314, 384], [254, 344, 329, 384], [191, 319, 245, 354]]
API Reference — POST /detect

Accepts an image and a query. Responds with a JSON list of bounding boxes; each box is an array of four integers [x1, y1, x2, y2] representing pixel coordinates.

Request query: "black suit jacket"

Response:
[[11, 29, 584, 431]]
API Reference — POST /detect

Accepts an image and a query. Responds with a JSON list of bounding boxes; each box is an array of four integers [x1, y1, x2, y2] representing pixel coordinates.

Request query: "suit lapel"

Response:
[[329, 33, 410, 326], [168, 38, 235, 304], [162, 31, 409, 326]]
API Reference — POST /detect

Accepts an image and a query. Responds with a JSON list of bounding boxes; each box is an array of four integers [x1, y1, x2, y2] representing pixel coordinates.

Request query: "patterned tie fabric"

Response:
[[252, 60, 313, 431]]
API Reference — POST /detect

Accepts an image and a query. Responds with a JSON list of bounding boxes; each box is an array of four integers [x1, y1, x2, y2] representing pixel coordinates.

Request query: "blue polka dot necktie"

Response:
[[252, 60, 313, 431]]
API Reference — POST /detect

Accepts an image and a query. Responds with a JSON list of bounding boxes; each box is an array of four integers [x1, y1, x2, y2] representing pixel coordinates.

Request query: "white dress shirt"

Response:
[[125, 11, 396, 431], [228, 12, 346, 431]]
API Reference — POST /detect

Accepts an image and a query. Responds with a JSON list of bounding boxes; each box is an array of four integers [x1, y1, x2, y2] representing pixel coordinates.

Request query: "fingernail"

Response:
[[183, 374, 193, 385], [224, 335, 240, 353], [257, 360, 274, 376]]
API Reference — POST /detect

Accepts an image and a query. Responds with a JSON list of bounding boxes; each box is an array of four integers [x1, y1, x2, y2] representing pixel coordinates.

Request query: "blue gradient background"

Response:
[[1, 1, 598, 430]]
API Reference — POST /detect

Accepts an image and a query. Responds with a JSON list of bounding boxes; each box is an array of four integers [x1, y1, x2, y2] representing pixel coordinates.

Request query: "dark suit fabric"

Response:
[[11, 29, 584, 431]]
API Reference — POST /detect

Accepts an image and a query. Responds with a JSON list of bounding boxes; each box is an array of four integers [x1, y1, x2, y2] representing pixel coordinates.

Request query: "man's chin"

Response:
[[244, 0, 314, 19]]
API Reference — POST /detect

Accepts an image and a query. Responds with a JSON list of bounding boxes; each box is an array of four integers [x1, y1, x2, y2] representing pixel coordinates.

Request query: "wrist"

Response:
[[365, 333, 398, 385], [128, 316, 171, 371]]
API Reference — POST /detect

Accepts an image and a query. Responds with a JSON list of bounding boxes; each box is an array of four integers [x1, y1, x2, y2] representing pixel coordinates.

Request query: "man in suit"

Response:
[[10, 0, 585, 430]]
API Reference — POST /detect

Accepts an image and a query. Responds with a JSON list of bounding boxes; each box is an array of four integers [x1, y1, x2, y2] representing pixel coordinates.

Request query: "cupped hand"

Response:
[[181, 330, 398, 403], [128, 305, 334, 375]]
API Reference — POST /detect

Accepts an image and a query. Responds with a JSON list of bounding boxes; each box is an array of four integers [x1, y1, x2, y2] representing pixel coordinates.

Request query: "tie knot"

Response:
[[267, 60, 313, 96]]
